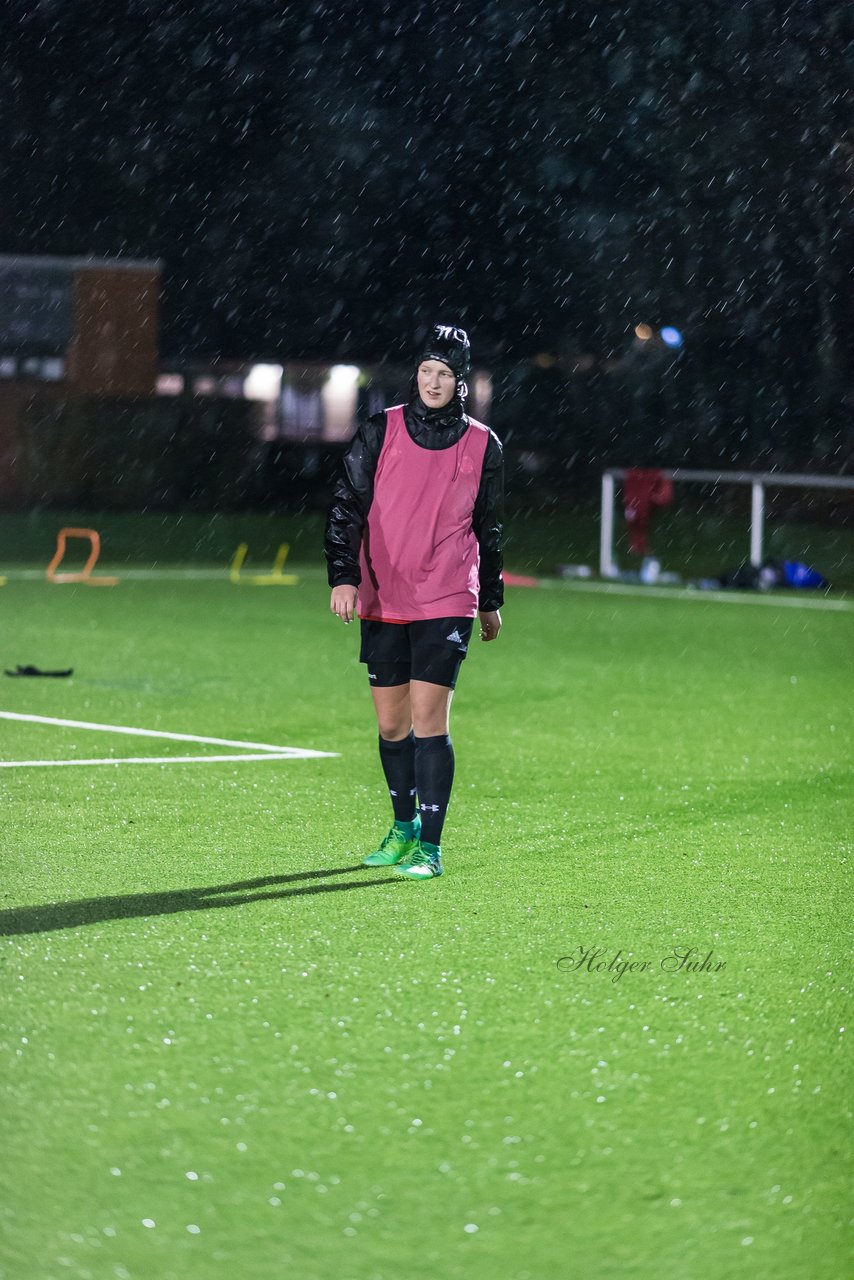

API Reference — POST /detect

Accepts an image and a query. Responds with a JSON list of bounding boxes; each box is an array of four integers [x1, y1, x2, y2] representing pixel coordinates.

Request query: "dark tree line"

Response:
[[1, 0, 852, 465]]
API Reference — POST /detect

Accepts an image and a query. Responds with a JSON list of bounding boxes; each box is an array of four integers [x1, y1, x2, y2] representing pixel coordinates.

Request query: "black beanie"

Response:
[[415, 323, 471, 379]]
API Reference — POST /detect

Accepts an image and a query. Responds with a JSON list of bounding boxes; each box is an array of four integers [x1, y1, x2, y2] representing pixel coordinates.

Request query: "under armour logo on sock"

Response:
[[420, 803, 441, 812], [446, 628, 462, 644]]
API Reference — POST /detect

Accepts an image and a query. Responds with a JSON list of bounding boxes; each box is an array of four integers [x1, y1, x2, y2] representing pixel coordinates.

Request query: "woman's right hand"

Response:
[[330, 584, 358, 624]]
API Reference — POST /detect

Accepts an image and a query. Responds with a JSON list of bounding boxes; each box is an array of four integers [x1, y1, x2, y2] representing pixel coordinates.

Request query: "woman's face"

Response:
[[417, 359, 457, 409]]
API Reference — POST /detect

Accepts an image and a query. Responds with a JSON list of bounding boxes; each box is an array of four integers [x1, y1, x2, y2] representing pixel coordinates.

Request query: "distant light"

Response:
[[534, 352, 556, 368], [322, 365, 361, 441], [660, 326, 684, 348], [327, 364, 360, 388], [156, 373, 184, 396], [473, 371, 492, 418], [244, 363, 283, 401], [634, 324, 653, 341]]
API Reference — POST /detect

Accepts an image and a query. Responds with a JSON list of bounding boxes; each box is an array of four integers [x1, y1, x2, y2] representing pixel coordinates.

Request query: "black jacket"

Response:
[[325, 399, 504, 612]]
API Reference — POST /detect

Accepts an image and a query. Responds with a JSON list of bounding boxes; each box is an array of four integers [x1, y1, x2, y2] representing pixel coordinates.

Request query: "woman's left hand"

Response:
[[478, 610, 502, 642]]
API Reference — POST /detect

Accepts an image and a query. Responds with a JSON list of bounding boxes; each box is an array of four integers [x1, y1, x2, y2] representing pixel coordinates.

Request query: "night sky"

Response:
[[2, 0, 852, 370]]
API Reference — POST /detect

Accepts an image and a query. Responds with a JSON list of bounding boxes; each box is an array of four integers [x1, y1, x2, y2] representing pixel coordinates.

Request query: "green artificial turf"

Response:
[[1, 569, 852, 1280]]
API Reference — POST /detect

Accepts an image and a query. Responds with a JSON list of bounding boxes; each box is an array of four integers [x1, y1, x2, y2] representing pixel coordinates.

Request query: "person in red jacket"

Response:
[[325, 323, 504, 880]]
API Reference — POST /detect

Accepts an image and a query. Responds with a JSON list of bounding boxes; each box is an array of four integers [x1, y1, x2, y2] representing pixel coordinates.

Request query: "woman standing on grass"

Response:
[[325, 323, 504, 880]]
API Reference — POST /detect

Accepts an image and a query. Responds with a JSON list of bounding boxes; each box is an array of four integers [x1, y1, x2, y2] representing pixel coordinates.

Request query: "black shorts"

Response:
[[359, 617, 474, 689]]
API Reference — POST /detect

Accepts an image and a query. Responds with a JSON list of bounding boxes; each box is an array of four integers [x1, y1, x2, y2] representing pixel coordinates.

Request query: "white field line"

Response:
[[3, 566, 326, 581], [539, 578, 853, 611], [0, 710, 335, 755], [0, 753, 311, 768], [5, 567, 227, 580], [0, 710, 338, 769]]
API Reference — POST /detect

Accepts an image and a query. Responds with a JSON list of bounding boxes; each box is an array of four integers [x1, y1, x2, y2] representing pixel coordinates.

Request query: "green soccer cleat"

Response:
[[395, 840, 443, 879], [362, 817, 421, 866]]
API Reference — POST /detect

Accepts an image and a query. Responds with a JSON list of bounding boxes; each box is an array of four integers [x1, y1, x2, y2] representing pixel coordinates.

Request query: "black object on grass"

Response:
[[4, 665, 74, 678]]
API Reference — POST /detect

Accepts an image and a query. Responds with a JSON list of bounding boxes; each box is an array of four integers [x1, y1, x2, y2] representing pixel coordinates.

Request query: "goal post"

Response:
[[600, 468, 854, 579]]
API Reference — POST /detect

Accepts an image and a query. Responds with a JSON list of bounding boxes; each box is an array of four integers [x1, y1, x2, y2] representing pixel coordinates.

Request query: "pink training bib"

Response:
[[357, 405, 490, 622]]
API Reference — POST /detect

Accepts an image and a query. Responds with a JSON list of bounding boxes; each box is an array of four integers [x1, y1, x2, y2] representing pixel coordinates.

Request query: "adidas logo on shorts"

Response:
[[446, 628, 463, 644]]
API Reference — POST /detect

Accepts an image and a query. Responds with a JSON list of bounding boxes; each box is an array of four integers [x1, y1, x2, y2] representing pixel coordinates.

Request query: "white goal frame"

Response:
[[600, 468, 854, 579]]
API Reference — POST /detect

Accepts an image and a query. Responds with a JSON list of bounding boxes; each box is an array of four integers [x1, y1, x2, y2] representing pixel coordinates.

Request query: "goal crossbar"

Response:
[[600, 468, 854, 578]]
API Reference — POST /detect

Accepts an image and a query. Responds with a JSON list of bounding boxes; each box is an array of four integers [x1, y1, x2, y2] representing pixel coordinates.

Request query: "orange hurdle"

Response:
[[46, 528, 119, 586]]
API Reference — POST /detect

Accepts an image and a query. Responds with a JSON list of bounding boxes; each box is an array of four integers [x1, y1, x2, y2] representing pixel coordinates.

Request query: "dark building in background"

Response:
[[0, 254, 160, 393], [0, 254, 161, 503]]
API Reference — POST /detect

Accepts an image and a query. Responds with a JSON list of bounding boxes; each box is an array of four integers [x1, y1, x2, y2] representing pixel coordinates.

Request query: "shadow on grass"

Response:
[[0, 864, 401, 937]]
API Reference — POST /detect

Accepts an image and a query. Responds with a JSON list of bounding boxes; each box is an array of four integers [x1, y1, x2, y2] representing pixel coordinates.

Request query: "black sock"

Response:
[[414, 734, 455, 846], [378, 732, 417, 823]]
